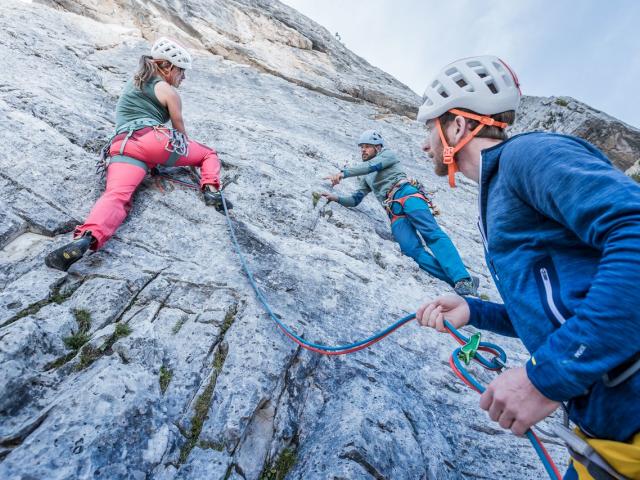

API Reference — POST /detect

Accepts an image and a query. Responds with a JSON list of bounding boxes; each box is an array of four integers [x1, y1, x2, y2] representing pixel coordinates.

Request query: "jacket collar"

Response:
[[477, 133, 531, 238]]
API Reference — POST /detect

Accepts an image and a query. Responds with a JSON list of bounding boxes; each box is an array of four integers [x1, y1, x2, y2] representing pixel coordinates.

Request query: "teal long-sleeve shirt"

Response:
[[337, 148, 407, 207]]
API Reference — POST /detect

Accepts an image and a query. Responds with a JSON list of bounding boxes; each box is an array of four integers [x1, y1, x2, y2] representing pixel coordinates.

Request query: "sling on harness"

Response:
[[555, 426, 632, 480], [383, 178, 439, 224]]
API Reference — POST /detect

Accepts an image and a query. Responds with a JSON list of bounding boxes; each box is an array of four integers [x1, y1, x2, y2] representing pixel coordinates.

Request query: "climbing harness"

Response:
[[383, 179, 439, 224], [96, 118, 163, 177], [443, 319, 563, 480], [96, 121, 189, 178], [555, 426, 631, 480]]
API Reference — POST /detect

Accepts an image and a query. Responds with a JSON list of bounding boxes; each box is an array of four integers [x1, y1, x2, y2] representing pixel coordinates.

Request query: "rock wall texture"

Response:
[[1, 1, 638, 479]]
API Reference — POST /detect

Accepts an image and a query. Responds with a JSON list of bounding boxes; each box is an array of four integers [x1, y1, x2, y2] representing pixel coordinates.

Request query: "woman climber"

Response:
[[45, 37, 231, 271]]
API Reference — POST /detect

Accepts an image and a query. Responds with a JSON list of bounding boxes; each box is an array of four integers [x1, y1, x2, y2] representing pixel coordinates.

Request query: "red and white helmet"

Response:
[[417, 55, 521, 122], [151, 37, 192, 70]]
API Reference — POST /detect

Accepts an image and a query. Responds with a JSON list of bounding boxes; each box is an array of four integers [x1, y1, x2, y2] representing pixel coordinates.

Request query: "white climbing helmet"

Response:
[[150, 37, 192, 70], [357, 129, 385, 147], [417, 55, 521, 123]]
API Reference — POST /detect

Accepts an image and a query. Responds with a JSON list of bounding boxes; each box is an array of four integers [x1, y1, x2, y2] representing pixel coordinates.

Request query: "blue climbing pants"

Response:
[[389, 184, 470, 286]]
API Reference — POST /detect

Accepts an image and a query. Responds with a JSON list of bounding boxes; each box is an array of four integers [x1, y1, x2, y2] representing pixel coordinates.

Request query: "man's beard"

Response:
[[361, 151, 376, 161], [431, 154, 448, 177]]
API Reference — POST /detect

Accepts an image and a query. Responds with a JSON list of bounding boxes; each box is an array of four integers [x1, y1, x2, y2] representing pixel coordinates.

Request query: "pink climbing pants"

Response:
[[74, 127, 221, 250]]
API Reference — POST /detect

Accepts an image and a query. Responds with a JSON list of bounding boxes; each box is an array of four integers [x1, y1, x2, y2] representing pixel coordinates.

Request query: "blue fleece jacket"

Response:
[[466, 132, 640, 442]]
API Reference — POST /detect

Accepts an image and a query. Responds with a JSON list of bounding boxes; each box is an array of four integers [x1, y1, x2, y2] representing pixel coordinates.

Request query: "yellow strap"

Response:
[[572, 430, 640, 479]]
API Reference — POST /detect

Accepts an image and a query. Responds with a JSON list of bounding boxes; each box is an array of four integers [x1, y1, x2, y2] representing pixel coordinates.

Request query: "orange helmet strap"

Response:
[[436, 110, 508, 188]]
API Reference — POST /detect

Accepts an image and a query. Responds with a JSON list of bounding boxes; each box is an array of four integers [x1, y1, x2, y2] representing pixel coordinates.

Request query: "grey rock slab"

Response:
[[115, 300, 225, 420], [198, 305, 296, 451], [0, 232, 54, 265], [174, 446, 231, 480], [0, 267, 65, 326], [0, 305, 76, 429], [0, 359, 171, 480], [0, 209, 27, 252], [68, 277, 138, 332]]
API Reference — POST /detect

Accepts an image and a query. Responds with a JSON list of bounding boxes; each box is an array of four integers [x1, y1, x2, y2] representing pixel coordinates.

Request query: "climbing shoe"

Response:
[[454, 276, 479, 297], [203, 186, 233, 213], [44, 232, 93, 272]]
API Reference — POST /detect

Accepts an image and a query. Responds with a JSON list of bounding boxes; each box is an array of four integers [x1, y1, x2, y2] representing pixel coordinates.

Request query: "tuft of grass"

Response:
[[311, 191, 321, 208], [77, 344, 102, 370], [220, 305, 238, 336], [47, 310, 92, 370], [114, 323, 132, 338], [74, 309, 91, 332], [554, 98, 569, 107], [631, 172, 640, 183], [213, 344, 228, 372], [63, 332, 91, 350], [7, 300, 48, 324], [75, 322, 132, 371], [479, 293, 490, 301], [61, 309, 92, 354], [260, 447, 298, 480], [2, 284, 80, 328], [159, 366, 172, 394], [172, 316, 187, 335], [45, 352, 76, 370], [50, 286, 74, 305]]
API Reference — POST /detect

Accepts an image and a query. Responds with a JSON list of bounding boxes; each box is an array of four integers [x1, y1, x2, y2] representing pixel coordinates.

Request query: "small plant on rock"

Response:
[[159, 366, 173, 394]]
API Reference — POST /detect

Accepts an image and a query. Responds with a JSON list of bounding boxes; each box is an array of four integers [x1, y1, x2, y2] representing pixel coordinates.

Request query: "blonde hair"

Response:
[[133, 55, 173, 89]]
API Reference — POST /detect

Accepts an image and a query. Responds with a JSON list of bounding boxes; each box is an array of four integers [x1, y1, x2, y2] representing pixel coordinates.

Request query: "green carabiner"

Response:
[[458, 332, 481, 365]]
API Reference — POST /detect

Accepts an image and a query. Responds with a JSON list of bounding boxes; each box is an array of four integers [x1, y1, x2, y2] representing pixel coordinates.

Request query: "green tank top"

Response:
[[114, 77, 170, 130]]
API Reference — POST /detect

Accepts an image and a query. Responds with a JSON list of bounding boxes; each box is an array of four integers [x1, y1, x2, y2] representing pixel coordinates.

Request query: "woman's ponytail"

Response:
[[133, 55, 157, 89]]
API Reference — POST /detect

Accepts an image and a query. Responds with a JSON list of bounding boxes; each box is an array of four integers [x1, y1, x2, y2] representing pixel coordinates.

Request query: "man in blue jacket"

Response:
[[415, 55, 640, 479], [321, 130, 478, 296]]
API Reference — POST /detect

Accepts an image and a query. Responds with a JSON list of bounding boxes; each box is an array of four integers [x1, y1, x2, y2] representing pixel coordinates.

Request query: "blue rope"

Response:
[[219, 191, 415, 352], [218, 190, 560, 478], [445, 320, 561, 480]]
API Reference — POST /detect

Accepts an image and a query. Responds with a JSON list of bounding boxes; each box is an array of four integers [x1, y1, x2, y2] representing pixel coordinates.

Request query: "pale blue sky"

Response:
[[283, 0, 640, 128]]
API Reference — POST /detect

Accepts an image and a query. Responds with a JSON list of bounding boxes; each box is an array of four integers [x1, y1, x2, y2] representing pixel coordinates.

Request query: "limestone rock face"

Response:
[[514, 95, 640, 172], [1, 1, 638, 479], [37, 0, 421, 117]]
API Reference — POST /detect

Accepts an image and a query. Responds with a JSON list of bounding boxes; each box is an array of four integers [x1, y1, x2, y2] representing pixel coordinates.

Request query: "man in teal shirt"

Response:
[[322, 130, 477, 296]]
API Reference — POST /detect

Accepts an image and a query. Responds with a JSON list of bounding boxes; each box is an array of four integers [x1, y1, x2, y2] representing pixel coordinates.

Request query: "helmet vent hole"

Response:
[[487, 82, 498, 94], [431, 81, 450, 99], [456, 79, 473, 92]]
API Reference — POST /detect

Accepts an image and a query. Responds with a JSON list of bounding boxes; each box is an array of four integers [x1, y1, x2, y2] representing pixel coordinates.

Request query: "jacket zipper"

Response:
[[540, 267, 567, 325]]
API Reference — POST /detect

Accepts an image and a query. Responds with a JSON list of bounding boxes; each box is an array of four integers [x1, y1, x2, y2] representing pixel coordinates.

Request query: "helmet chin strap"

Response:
[[154, 60, 175, 84], [436, 108, 508, 188]]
